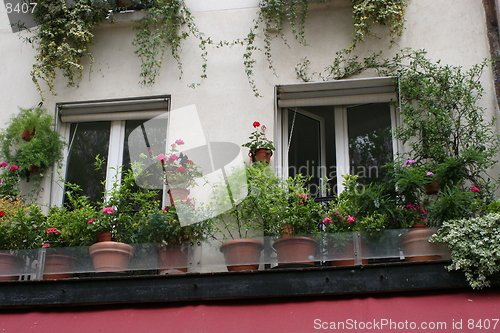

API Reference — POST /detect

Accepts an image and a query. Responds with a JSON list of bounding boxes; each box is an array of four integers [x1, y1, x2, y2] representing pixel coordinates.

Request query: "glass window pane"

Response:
[[65, 122, 111, 204], [287, 108, 337, 196], [347, 103, 393, 185], [122, 119, 168, 205]]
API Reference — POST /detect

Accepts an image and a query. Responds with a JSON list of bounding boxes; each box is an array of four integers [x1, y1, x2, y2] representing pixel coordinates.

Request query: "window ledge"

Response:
[[0, 261, 495, 309]]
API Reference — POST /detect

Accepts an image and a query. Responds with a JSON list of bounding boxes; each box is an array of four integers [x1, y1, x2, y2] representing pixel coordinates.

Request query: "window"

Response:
[[52, 96, 170, 206], [277, 77, 399, 195]]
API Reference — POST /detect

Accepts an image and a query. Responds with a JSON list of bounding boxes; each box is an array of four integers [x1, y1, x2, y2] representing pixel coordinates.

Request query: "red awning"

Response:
[[2, 289, 499, 332]]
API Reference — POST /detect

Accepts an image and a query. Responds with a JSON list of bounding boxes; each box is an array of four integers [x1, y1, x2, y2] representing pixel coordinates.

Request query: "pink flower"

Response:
[[175, 139, 185, 145], [471, 186, 480, 192], [162, 207, 170, 211], [168, 154, 179, 162], [9, 165, 19, 171], [426, 172, 434, 176], [87, 218, 97, 224], [253, 121, 261, 128], [323, 217, 333, 225], [0, 179, 2, 184], [0, 162, 7, 167], [148, 150, 154, 154], [177, 166, 187, 172], [297, 193, 309, 200], [187, 160, 194, 165], [46, 228, 59, 234], [102, 207, 115, 214], [402, 160, 416, 167], [347, 216, 356, 223], [42, 243, 50, 248], [156, 154, 166, 163]]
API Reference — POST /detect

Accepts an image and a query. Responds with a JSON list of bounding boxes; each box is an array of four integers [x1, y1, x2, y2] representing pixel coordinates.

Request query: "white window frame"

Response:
[[276, 77, 400, 193], [50, 96, 170, 207]]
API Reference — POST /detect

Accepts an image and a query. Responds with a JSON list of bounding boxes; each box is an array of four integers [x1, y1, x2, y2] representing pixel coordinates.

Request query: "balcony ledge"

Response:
[[1, 260, 496, 309]]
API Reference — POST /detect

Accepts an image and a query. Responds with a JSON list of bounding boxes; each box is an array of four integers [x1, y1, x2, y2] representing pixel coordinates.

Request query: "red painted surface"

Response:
[[1, 290, 500, 332]]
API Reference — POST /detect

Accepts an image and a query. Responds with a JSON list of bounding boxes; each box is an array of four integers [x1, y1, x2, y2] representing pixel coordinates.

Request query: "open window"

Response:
[[277, 77, 399, 195], [52, 96, 170, 206]]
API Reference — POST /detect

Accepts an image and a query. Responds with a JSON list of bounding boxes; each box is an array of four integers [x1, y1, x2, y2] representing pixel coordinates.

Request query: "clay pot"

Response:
[[424, 181, 439, 195], [158, 244, 188, 273], [96, 232, 113, 242], [220, 239, 264, 271], [400, 225, 443, 261], [280, 224, 294, 238], [22, 128, 35, 142], [0, 252, 24, 281], [168, 188, 190, 206], [249, 148, 273, 164], [43, 254, 77, 280], [273, 236, 318, 266], [327, 243, 369, 266], [89, 241, 134, 273]]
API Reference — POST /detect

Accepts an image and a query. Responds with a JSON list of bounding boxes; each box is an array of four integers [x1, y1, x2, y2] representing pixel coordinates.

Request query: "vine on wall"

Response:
[[25, 0, 408, 98]]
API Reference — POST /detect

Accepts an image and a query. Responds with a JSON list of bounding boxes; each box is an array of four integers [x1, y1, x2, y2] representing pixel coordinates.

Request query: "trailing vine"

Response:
[[132, 0, 212, 87], [26, 0, 113, 97], [241, 0, 407, 96]]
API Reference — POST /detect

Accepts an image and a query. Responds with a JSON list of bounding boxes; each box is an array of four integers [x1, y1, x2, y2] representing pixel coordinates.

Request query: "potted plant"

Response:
[[135, 202, 212, 273], [323, 175, 395, 266], [210, 165, 265, 271], [0, 199, 45, 280], [154, 139, 203, 205], [0, 162, 21, 200], [242, 122, 275, 164], [81, 165, 159, 273], [246, 164, 323, 266], [0, 107, 65, 187]]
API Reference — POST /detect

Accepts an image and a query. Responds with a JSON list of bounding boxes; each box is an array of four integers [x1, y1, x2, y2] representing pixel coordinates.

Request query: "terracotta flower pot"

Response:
[[0, 252, 24, 281], [327, 243, 369, 266], [89, 241, 134, 273], [96, 232, 113, 242], [273, 236, 318, 266], [400, 225, 443, 261], [424, 181, 439, 195], [168, 188, 190, 206], [249, 148, 273, 164], [220, 239, 264, 271], [43, 254, 77, 280], [158, 244, 188, 273]]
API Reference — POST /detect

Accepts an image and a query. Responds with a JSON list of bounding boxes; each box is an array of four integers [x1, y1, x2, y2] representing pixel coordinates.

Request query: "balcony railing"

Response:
[[0, 229, 450, 281]]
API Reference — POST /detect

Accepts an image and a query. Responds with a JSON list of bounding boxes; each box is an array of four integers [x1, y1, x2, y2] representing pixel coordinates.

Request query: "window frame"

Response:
[[276, 78, 401, 193], [51, 95, 170, 207]]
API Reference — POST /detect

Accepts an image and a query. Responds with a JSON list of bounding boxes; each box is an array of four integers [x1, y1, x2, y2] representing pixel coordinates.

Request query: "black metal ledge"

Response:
[[0, 261, 494, 309]]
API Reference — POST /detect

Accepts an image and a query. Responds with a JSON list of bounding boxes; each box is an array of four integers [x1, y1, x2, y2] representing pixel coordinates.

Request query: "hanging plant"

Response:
[[26, 0, 113, 97], [0, 106, 66, 187], [132, 0, 212, 87], [350, 0, 407, 51], [242, 0, 407, 96]]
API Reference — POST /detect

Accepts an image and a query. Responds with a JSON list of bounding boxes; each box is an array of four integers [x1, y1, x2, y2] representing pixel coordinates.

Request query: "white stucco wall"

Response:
[[0, 0, 497, 206]]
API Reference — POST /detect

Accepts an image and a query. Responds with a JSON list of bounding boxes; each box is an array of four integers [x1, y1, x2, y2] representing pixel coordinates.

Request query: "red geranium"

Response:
[[253, 121, 260, 128]]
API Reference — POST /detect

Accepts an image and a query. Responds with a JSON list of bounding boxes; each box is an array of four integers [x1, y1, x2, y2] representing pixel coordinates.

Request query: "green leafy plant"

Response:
[[430, 213, 500, 289], [0, 107, 66, 188], [242, 163, 323, 236], [152, 139, 203, 189], [0, 199, 45, 250], [27, 0, 113, 96], [242, 121, 275, 152], [323, 175, 395, 232], [0, 163, 22, 200], [135, 204, 212, 244], [132, 0, 212, 86]]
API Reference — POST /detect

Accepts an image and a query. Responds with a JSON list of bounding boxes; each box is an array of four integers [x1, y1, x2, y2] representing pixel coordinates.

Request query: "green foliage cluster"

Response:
[[27, 0, 113, 96], [132, 0, 211, 86], [430, 213, 500, 289], [0, 199, 45, 250], [0, 107, 65, 190]]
